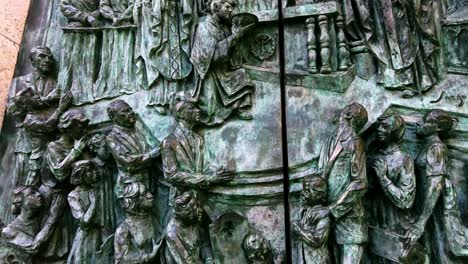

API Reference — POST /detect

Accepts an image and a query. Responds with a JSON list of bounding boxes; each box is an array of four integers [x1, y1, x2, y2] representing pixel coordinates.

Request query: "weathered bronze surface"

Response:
[[0, 0, 467, 263]]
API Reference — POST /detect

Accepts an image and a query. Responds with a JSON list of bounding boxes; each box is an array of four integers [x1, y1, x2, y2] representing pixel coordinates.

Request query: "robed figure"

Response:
[[190, 0, 254, 125], [134, 0, 202, 110], [94, 0, 137, 101], [59, 0, 101, 105], [345, 0, 444, 95]]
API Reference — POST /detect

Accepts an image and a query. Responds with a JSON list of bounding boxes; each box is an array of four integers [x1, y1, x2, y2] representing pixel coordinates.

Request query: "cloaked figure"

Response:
[[191, 0, 255, 125]]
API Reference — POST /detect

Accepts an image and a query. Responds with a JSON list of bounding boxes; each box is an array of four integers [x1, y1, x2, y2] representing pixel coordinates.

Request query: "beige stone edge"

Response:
[[0, 1, 31, 130]]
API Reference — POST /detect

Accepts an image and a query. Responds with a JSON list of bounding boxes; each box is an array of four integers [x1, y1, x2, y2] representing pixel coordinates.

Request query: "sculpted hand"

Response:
[[292, 222, 302, 234], [405, 224, 425, 244], [87, 15, 100, 27], [232, 24, 255, 39], [205, 257, 215, 264], [58, 91, 73, 112], [372, 159, 387, 177], [74, 135, 89, 152]]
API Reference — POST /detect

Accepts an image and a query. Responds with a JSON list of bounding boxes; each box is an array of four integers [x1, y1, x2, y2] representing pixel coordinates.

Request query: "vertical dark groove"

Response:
[[277, 1, 292, 263]]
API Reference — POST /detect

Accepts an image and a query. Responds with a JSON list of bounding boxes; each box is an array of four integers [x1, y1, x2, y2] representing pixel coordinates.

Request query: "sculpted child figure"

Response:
[[292, 176, 330, 264], [164, 191, 214, 264], [67, 160, 111, 263], [114, 183, 161, 264]]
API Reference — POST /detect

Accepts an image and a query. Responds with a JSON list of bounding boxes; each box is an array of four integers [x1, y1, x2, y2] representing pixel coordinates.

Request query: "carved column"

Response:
[[336, 15, 350, 71], [318, 15, 331, 74], [306, 17, 318, 74]]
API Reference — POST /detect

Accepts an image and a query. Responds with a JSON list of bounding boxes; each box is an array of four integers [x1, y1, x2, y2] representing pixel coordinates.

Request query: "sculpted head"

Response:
[[302, 176, 326, 205], [377, 113, 406, 144], [243, 233, 273, 264], [175, 99, 201, 124], [11, 186, 44, 216], [208, 0, 237, 23], [173, 191, 203, 225], [88, 134, 110, 160], [416, 109, 458, 138], [122, 183, 154, 215], [30, 46, 54, 74], [339, 102, 368, 132], [58, 109, 89, 139], [107, 100, 136, 128], [70, 160, 100, 186]]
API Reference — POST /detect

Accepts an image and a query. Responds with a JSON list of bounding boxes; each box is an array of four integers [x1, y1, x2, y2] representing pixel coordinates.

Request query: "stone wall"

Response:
[[0, 1, 30, 129]]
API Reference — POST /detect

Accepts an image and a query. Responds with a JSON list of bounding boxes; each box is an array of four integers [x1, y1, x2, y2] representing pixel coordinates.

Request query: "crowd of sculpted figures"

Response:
[[0, 0, 467, 263]]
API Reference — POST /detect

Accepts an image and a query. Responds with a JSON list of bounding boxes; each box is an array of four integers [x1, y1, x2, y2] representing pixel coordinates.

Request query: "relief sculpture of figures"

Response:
[[1, 0, 468, 262], [114, 182, 161, 263], [366, 114, 425, 262], [58, 0, 100, 105], [67, 160, 111, 263], [164, 191, 214, 264], [135, 0, 201, 112], [318, 103, 368, 264], [93, 0, 138, 101], [191, 0, 255, 125], [7, 46, 60, 187], [406, 109, 468, 262], [292, 177, 330, 264], [106, 100, 160, 198], [350, 0, 444, 96], [35, 109, 90, 262], [161, 97, 235, 199], [0, 186, 44, 263]]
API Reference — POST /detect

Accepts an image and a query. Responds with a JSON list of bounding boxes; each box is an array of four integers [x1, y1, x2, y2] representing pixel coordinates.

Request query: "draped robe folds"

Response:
[[135, 0, 199, 107], [363, 0, 443, 92], [94, 0, 137, 101], [191, 16, 254, 125], [58, 0, 100, 105], [39, 139, 76, 259]]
